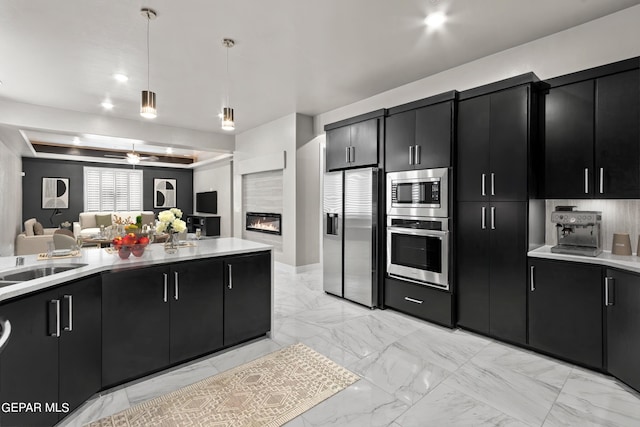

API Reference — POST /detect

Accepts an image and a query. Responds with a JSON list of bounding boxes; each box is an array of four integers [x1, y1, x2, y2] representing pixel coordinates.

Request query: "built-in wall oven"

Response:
[[386, 168, 450, 290], [386, 216, 449, 290]]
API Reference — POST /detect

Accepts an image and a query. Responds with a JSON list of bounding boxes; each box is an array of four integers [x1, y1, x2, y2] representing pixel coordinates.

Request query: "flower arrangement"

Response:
[[155, 208, 187, 234]]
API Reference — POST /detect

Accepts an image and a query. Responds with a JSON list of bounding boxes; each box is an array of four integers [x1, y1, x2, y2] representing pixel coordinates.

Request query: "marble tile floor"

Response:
[[59, 264, 640, 427]]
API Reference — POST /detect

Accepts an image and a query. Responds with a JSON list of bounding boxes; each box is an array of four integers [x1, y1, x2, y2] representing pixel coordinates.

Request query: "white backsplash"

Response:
[[545, 200, 640, 253]]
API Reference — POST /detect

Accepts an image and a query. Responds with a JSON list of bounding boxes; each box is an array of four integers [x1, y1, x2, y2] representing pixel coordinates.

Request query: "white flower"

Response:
[[158, 210, 175, 223], [173, 219, 187, 233], [155, 221, 167, 233], [170, 208, 183, 219]]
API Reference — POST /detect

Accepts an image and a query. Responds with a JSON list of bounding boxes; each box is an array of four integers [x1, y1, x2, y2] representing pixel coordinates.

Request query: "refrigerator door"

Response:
[[323, 171, 343, 297], [344, 168, 378, 307]]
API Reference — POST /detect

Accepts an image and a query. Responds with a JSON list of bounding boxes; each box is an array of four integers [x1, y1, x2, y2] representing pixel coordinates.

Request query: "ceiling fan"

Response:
[[104, 144, 159, 164]]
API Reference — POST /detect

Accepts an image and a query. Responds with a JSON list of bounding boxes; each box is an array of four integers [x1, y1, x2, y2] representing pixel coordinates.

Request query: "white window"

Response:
[[84, 167, 143, 211]]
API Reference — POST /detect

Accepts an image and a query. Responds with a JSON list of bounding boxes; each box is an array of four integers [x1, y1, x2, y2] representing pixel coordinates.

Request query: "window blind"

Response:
[[84, 167, 143, 211]]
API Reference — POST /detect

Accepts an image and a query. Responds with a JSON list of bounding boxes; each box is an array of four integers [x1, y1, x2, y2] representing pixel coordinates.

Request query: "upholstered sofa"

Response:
[[73, 211, 155, 238], [15, 218, 57, 255]]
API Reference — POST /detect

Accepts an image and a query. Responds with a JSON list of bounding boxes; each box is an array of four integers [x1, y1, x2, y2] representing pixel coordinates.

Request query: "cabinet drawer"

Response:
[[384, 277, 453, 327]]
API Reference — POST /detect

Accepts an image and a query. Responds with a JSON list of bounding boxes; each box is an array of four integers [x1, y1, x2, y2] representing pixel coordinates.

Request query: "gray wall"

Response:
[[21, 158, 193, 227]]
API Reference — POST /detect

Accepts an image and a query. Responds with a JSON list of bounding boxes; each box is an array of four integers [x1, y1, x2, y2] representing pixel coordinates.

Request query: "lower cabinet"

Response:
[[223, 252, 271, 346], [384, 276, 453, 327], [0, 275, 101, 427], [605, 269, 640, 392], [528, 258, 603, 369], [102, 259, 224, 387]]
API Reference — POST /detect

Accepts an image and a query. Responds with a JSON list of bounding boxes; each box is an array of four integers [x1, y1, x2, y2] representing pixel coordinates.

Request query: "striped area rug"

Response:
[[87, 343, 359, 427]]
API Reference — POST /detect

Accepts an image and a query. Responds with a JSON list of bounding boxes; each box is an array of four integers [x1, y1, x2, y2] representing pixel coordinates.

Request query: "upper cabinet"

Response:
[[457, 83, 533, 202], [385, 92, 456, 172], [544, 60, 640, 199], [325, 110, 384, 171]]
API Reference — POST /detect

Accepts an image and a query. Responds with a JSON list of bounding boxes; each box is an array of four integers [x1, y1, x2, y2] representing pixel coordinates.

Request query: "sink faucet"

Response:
[[15, 257, 24, 267]]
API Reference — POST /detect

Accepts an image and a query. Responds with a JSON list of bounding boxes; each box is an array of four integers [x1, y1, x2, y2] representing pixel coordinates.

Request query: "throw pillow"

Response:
[[95, 214, 112, 228], [24, 218, 36, 236], [33, 221, 44, 235]]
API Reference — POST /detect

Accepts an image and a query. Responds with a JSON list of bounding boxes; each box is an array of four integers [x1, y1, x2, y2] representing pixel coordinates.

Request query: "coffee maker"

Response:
[[550, 206, 602, 257]]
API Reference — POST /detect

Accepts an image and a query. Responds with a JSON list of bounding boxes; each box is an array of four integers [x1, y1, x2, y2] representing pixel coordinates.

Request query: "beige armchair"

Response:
[[15, 218, 57, 255]]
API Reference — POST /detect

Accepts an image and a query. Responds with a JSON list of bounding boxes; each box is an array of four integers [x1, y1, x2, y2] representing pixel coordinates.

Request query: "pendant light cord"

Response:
[[146, 13, 150, 91], [225, 43, 230, 105]]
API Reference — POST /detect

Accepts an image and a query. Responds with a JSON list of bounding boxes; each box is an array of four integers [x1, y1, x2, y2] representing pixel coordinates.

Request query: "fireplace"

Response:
[[246, 212, 282, 235]]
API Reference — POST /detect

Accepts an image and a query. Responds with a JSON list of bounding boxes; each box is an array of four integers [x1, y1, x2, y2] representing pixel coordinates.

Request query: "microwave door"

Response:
[[323, 171, 343, 297]]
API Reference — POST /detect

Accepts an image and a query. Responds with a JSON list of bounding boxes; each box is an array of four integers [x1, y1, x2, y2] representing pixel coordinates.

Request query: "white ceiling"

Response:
[[1, 0, 639, 163]]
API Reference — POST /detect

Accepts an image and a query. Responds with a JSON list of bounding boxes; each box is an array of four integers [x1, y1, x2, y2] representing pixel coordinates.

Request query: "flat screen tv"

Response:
[[196, 191, 217, 214]]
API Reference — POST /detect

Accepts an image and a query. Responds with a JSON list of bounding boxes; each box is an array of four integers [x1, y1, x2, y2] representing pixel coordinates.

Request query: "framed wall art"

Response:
[[154, 178, 177, 208], [42, 177, 69, 209]]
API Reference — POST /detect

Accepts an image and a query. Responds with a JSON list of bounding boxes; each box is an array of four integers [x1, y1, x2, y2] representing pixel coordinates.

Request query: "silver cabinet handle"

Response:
[[350, 146, 355, 163], [163, 273, 168, 303], [530, 266, 535, 291], [605, 277, 614, 306], [415, 145, 421, 165], [584, 168, 589, 194], [174, 271, 179, 300], [64, 294, 73, 332], [0, 318, 11, 353], [481, 173, 486, 196], [481, 206, 486, 230], [491, 173, 495, 196], [345, 146, 350, 164], [599, 168, 604, 194], [404, 296, 423, 304], [491, 206, 496, 230], [50, 299, 60, 337], [409, 145, 414, 165], [228, 264, 233, 290]]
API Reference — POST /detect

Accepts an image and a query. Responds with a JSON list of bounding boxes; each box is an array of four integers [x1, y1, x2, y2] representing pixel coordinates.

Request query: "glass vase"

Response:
[[164, 232, 179, 254]]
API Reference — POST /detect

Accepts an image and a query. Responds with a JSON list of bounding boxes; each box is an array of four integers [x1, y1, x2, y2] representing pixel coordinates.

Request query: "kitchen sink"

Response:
[[0, 264, 87, 287]]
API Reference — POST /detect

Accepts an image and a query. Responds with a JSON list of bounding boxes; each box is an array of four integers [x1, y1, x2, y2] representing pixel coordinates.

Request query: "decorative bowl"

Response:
[[114, 243, 148, 259]]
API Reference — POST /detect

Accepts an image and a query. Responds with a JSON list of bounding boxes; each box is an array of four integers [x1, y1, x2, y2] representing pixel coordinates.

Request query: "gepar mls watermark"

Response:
[[1, 402, 70, 414]]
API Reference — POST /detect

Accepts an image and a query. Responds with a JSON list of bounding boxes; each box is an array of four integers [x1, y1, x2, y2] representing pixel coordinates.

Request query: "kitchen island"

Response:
[[0, 238, 273, 427]]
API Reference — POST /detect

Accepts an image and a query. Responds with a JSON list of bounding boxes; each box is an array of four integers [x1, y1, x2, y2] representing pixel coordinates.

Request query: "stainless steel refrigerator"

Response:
[[323, 167, 378, 308]]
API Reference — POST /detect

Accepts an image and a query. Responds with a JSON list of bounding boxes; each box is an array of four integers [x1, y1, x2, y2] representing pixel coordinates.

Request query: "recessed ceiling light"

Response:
[[101, 101, 114, 110], [166, 147, 173, 154], [73, 137, 81, 145], [425, 12, 447, 28], [113, 73, 129, 82]]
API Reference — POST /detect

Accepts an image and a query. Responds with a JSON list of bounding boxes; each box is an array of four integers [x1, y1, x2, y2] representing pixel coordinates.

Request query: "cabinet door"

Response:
[[415, 101, 453, 168], [489, 202, 527, 344], [0, 291, 59, 427], [102, 265, 170, 386], [529, 259, 603, 369], [595, 70, 640, 198], [544, 80, 595, 198], [456, 201, 490, 334], [170, 259, 224, 363], [326, 126, 351, 171], [457, 96, 490, 201], [58, 276, 102, 416], [385, 110, 416, 172], [350, 119, 379, 168], [606, 269, 640, 392], [489, 87, 529, 202], [224, 252, 271, 346]]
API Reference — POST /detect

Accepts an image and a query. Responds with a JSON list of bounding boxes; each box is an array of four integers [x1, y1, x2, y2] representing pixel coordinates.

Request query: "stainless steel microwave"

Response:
[[386, 168, 449, 218]]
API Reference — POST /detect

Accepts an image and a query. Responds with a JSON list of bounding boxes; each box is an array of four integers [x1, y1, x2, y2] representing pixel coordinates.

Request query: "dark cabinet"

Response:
[[605, 269, 640, 392], [385, 101, 453, 172], [102, 259, 224, 386], [456, 201, 527, 344], [384, 276, 453, 327], [0, 276, 101, 426], [457, 85, 530, 202], [326, 118, 379, 171], [223, 251, 271, 346], [528, 259, 603, 369], [544, 69, 640, 198], [186, 214, 221, 237]]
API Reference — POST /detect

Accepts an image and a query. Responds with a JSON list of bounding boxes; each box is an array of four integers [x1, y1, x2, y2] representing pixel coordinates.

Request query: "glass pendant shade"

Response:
[[221, 107, 235, 131], [140, 90, 157, 119]]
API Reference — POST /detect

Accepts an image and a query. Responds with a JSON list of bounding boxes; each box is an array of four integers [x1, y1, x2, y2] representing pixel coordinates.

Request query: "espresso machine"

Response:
[[550, 206, 602, 257]]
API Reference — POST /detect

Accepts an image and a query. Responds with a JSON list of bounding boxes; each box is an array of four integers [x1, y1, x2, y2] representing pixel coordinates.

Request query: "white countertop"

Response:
[[0, 238, 272, 303], [528, 245, 640, 274]]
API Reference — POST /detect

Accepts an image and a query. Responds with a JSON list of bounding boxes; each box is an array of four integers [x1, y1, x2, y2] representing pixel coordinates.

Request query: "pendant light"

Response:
[[140, 8, 157, 119], [221, 38, 235, 131]]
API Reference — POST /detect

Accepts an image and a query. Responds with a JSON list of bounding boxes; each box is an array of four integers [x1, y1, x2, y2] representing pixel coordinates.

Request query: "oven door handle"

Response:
[[387, 227, 448, 238]]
